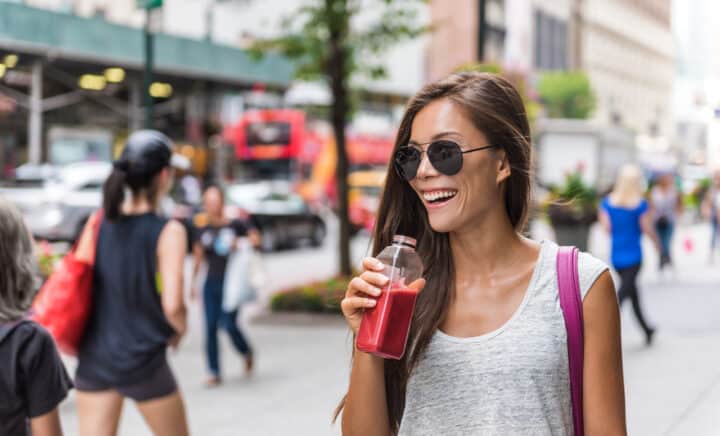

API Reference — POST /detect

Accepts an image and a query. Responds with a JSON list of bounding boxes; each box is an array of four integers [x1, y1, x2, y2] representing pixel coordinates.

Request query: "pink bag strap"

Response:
[[557, 246, 584, 436]]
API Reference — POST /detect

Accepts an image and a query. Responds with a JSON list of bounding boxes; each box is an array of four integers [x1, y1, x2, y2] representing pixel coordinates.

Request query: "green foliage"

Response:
[[537, 71, 596, 119], [455, 62, 502, 75], [546, 164, 599, 224], [250, 0, 427, 86], [36, 240, 60, 278], [552, 171, 596, 207], [270, 275, 352, 314]]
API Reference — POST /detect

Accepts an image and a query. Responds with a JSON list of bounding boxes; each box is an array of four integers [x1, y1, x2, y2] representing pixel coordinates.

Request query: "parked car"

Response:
[[4, 162, 111, 243], [224, 181, 326, 252]]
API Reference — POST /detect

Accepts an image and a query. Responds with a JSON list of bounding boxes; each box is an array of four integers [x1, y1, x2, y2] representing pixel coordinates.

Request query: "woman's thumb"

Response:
[[408, 278, 426, 293]]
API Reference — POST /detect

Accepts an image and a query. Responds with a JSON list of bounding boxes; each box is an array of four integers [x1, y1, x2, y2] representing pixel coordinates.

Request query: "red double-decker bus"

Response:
[[224, 108, 394, 231]]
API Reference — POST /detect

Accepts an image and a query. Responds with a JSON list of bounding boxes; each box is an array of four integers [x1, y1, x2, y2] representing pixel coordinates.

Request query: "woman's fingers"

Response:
[[341, 296, 377, 313], [349, 277, 383, 297], [361, 257, 385, 272], [359, 271, 389, 288]]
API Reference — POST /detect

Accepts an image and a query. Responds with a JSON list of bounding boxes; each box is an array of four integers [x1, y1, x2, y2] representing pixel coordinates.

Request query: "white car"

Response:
[[225, 181, 326, 252], [5, 162, 112, 242]]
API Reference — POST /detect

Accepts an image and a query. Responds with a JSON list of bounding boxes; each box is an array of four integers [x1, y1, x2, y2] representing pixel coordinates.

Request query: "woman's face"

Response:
[[407, 98, 509, 233], [203, 188, 224, 217]]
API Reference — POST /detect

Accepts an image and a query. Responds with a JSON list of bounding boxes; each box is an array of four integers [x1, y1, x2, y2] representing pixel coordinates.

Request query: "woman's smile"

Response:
[[419, 188, 459, 209]]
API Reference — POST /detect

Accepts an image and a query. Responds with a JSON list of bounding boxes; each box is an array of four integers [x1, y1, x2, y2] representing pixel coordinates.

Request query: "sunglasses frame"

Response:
[[394, 140, 496, 181]]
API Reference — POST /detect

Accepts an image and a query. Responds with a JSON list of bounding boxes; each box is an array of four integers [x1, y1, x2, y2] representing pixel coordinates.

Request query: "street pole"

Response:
[[143, 5, 154, 129], [28, 60, 43, 164], [477, 0, 486, 61]]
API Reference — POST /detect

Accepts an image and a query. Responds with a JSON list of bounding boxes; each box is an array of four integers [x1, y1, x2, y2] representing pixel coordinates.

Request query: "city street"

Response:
[[1, 1, 717, 435], [55, 217, 720, 436]]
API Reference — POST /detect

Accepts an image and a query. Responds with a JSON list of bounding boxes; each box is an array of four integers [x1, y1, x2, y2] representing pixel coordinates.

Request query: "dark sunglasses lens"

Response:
[[395, 147, 420, 180], [428, 141, 463, 175]]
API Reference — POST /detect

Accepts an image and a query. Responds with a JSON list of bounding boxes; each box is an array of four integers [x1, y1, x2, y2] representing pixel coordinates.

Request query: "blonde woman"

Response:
[[599, 164, 660, 346]]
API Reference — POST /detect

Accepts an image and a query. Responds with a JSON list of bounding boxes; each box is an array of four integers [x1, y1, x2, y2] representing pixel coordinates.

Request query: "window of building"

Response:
[[533, 9, 568, 71]]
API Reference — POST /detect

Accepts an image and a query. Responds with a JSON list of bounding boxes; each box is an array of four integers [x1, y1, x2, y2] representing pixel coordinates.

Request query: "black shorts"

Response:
[[75, 359, 178, 403]]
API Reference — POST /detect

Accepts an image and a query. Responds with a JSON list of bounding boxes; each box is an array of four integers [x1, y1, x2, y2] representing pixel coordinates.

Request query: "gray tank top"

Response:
[[398, 240, 608, 436]]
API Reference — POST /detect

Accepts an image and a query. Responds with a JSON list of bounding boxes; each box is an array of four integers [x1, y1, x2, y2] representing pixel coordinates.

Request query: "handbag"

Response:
[[32, 211, 102, 356], [222, 239, 259, 312], [557, 246, 585, 436]]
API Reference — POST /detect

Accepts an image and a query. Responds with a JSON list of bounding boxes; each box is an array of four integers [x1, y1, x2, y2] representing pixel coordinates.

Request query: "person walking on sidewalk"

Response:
[[649, 172, 682, 271], [0, 197, 73, 436], [74, 130, 190, 436], [192, 185, 259, 386], [702, 168, 720, 263], [337, 72, 627, 435], [600, 164, 661, 346]]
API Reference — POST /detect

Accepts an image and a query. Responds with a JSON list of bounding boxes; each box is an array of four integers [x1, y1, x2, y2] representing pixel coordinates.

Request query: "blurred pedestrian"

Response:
[[600, 164, 661, 346], [338, 72, 626, 435], [74, 131, 190, 436], [191, 185, 260, 386], [702, 168, 720, 263], [0, 197, 72, 436], [649, 172, 682, 271]]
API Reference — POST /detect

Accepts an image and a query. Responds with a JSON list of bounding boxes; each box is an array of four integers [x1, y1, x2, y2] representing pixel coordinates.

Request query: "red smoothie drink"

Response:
[[356, 235, 424, 360], [357, 286, 419, 359]]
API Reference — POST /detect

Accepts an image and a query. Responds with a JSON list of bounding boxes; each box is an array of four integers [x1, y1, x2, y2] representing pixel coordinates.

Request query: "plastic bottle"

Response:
[[356, 235, 424, 359]]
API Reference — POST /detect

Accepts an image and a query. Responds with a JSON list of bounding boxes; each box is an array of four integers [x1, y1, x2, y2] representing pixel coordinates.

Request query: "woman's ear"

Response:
[[495, 150, 511, 185]]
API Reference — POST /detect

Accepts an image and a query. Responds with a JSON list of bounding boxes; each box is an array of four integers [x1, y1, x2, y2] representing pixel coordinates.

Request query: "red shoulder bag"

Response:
[[32, 211, 103, 356]]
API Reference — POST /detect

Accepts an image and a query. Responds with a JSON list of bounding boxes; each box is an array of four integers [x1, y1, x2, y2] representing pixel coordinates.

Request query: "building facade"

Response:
[[426, 0, 506, 81], [580, 0, 674, 138], [672, 0, 720, 167], [430, 0, 674, 140]]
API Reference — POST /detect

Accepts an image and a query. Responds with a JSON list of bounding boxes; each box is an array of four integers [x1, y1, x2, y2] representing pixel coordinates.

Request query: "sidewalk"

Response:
[[57, 222, 719, 435]]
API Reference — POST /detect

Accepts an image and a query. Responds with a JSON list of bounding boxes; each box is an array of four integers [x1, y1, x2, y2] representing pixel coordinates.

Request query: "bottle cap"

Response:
[[392, 235, 417, 249]]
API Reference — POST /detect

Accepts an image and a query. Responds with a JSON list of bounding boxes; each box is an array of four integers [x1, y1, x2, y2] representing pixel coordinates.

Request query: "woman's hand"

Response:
[[341, 257, 426, 335], [341, 258, 387, 335]]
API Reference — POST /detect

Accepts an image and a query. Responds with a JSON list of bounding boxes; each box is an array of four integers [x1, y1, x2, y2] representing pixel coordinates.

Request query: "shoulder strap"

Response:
[[557, 246, 584, 436]]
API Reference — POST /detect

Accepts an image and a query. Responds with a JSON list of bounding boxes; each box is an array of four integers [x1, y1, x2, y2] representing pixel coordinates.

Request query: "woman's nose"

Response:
[[415, 151, 438, 179]]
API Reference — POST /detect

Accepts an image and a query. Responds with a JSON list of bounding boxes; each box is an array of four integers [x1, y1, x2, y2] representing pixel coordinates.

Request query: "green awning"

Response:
[[0, 2, 294, 87]]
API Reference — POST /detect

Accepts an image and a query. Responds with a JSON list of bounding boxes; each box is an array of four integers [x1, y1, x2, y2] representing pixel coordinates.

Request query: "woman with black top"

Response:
[[74, 130, 190, 436], [0, 197, 72, 436], [192, 185, 259, 386]]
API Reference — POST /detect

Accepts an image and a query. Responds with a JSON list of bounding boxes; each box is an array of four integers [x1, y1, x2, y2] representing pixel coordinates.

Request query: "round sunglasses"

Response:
[[394, 140, 496, 181]]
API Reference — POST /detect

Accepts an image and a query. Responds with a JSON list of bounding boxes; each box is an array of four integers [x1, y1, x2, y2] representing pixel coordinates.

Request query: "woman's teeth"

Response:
[[423, 190, 458, 203]]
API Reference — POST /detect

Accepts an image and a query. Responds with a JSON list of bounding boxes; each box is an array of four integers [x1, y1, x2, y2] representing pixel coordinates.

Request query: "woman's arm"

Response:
[[342, 351, 392, 436], [340, 257, 401, 436], [191, 241, 204, 300], [157, 220, 188, 339], [30, 409, 63, 436], [598, 209, 611, 233], [583, 270, 627, 435], [640, 211, 661, 252]]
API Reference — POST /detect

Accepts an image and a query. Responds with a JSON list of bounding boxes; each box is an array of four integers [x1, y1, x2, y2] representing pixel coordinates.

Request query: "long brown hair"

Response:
[[335, 72, 533, 432]]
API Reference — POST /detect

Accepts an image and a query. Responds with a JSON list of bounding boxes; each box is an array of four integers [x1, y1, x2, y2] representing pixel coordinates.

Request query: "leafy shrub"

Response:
[[271, 276, 352, 314], [537, 71, 596, 119]]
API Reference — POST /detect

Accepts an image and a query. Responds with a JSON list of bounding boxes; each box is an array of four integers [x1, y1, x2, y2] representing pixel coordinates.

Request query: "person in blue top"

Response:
[[599, 164, 661, 346]]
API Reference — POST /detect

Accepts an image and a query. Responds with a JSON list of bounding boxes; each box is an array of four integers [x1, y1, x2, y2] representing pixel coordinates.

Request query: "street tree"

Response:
[[537, 71, 596, 119], [252, 0, 426, 276]]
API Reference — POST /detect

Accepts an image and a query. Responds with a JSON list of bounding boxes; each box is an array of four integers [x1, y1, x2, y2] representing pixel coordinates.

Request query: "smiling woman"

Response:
[[336, 72, 627, 436]]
